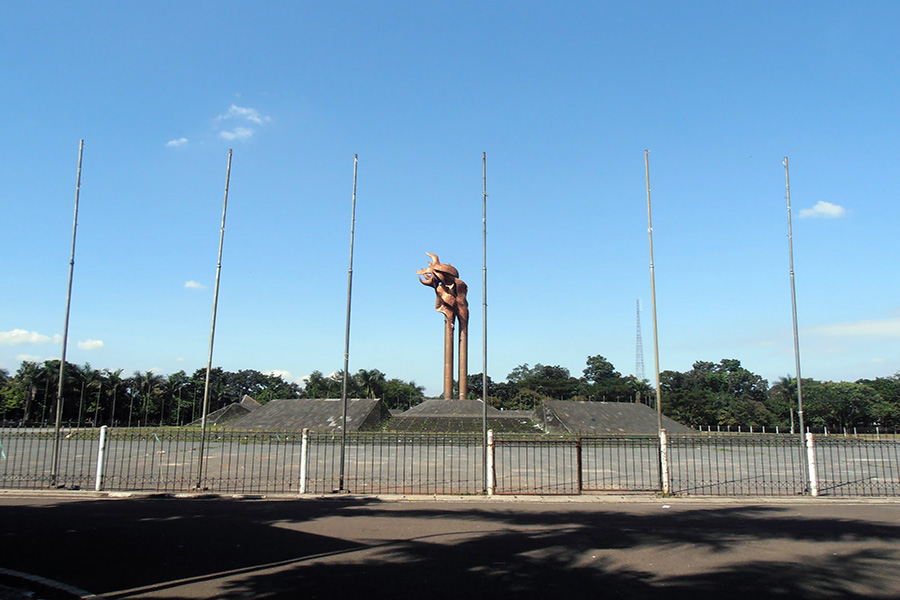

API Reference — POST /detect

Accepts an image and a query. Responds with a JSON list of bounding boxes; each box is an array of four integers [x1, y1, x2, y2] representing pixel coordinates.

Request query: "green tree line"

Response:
[[3, 356, 898, 430], [660, 359, 900, 431], [476, 356, 900, 431], [0, 361, 424, 426]]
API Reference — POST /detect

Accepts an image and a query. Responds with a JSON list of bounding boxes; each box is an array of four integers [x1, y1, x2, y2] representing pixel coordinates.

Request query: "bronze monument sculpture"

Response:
[[417, 252, 468, 400]]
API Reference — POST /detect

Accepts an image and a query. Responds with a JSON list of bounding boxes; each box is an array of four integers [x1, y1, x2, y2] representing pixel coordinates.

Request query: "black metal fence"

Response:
[[2, 425, 900, 497], [304, 432, 484, 495], [814, 435, 900, 497], [667, 434, 806, 496], [0, 427, 98, 490], [492, 435, 580, 495], [491, 435, 660, 495]]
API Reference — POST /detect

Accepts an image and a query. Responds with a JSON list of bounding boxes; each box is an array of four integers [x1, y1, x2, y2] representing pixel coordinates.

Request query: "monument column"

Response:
[[418, 252, 468, 401], [444, 318, 454, 400], [458, 324, 467, 400]]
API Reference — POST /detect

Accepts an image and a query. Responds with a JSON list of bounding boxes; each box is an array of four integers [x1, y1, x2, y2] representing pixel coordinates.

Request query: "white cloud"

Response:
[[166, 137, 189, 147], [77, 339, 105, 350], [184, 280, 206, 289], [0, 329, 60, 346], [799, 201, 846, 219], [176, 357, 185, 362], [219, 127, 254, 141], [219, 104, 270, 125], [264, 369, 294, 381], [16, 354, 42, 362], [807, 317, 900, 338]]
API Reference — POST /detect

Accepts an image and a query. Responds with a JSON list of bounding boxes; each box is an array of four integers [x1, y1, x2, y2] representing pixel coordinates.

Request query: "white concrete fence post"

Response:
[[94, 425, 108, 492], [805, 431, 819, 497], [299, 428, 309, 495], [659, 428, 670, 495], [487, 429, 495, 496]]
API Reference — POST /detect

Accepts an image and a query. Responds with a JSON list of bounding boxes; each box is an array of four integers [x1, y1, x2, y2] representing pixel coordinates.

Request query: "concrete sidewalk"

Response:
[[2, 493, 899, 598]]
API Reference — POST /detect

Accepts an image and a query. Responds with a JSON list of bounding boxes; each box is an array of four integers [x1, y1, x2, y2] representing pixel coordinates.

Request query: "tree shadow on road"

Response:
[[2, 498, 899, 599], [209, 504, 900, 600]]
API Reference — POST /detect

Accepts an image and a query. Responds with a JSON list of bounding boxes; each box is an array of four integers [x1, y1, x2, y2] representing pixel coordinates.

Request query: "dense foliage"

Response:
[[0, 361, 423, 425], [469, 355, 653, 411], [661, 361, 900, 431], [2, 355, 898, 430]]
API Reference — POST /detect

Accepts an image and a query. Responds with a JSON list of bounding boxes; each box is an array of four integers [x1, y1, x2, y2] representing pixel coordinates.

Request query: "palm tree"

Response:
[[135, 371, 164, 427], [90, 369, 107, 426], [106, 369, 123, 426], [776, 375, 798, 433], [17, 361, 41, 425], [163, 371, 188, 426], [357, 369, 387, 399], [78, 363, 99, 427]]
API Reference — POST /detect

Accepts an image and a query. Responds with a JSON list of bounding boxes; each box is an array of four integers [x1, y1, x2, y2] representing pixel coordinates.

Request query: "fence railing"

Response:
[[667, 433, 806, 496], [814, 435, 900, 497], [2, 425, 900, 497]]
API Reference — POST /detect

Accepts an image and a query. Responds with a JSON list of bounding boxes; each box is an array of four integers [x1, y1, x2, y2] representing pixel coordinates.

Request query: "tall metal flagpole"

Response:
[[645, 150, 663, 435], [481, 151, 488, 493], [339, 154, 358, 492], [784, 157, 806, 441], [51, 139, 84, 487], [196, 149, 233, 490]]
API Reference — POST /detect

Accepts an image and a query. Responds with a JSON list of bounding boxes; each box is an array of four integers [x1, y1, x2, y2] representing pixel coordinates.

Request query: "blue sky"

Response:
[[2, 1, 899, 395]]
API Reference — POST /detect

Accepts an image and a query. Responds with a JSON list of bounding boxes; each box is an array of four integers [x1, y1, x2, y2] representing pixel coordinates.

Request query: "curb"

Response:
[[0, 569, 95, 600], [2, 488, 899, 505]]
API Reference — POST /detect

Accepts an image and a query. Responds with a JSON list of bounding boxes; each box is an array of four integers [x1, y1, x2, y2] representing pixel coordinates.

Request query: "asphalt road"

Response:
[[2, 493, 900, 599]]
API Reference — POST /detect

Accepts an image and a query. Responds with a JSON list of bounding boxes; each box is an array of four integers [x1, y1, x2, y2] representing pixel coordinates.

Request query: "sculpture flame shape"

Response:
[[418, 252, 468, 400]]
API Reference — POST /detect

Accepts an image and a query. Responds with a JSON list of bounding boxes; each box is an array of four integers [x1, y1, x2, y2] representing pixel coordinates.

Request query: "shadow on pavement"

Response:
[[1, 497, 899, 599]]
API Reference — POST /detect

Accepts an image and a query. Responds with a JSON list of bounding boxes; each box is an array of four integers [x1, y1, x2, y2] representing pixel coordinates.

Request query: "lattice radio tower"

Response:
[[635, 299, 646, 382]]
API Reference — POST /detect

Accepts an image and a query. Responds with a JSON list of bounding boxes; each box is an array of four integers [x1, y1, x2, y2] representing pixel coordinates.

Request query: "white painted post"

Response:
[[659, 428, 670, 495], [805, 432, 819, 497], [299, 428, 309, 495], [486, 429, 495, 496], [94, 425, 108, 492]]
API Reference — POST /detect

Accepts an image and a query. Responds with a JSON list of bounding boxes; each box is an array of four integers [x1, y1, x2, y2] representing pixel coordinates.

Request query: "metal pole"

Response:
[[481, 151, 488, 493], [196, 149, 232, 489], [51, 139, 84, 487], [645, 150, 664, 492], [805, 432, 819, 496], [486, 429, 495, 496], [785, 156, 810, 493], [339, 154, 358, 492], [94, 425, 108, 492], [645, 150, 663, 434], [784, 157, 806, 440], [300, 428, 309, 494], [659, 428, 670, 494]]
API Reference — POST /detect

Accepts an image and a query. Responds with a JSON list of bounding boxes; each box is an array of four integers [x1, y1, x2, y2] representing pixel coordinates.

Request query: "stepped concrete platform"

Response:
[[224, 398, 389, 432], [538, 400, 692, 434], [390, 399, 538, 433], [187, 395, 261, 426]]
